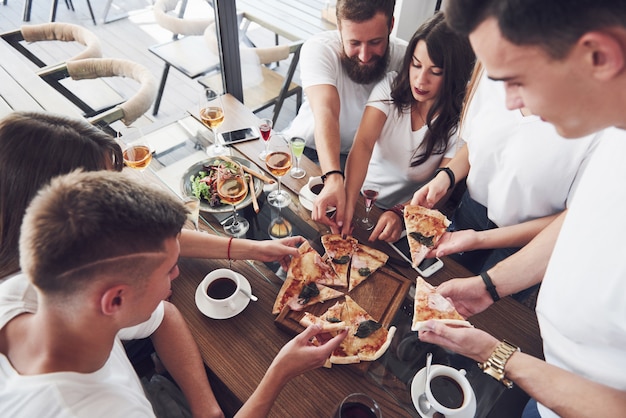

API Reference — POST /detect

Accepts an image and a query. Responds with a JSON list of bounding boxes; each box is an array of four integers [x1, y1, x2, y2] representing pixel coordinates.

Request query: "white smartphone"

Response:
[[220, 127, 259, 144], [389, 231, 444, 277]]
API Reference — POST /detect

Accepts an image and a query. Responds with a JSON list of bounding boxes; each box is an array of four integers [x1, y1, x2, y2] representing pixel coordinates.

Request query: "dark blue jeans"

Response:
[[522, 399, 542, 418], [450, 191, 539, 304]]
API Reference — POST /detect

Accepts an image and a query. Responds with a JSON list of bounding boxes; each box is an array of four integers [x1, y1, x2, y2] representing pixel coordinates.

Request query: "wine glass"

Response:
[[199, 89, 227, 157], [183, 196, 201, 231], [265, 139, 292, 208], [258, 118, 272, 161], [359, 185, 380, 230], [216, 163, 250, 236], [268, 210, 293, 240], [121, 128, 153, 175], [289, 136, 306, 179]]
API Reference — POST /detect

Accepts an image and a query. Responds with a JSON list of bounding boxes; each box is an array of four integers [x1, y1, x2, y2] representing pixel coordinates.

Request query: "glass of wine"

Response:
[[289, 136, 306, 179], [216, 163, 249, 236], [122, 128, 153, 174], [359, 185, 380, 230], [258, 118, 272, 161], [199, 89, 227, 157], [265, 140, 292, 208]]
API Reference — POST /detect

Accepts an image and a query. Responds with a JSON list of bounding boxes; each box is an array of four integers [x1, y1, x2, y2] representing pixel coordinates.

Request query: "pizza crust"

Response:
[[412, 277, 472, 331], [411, 319, 472, 332], [358, 326, 396, 361]]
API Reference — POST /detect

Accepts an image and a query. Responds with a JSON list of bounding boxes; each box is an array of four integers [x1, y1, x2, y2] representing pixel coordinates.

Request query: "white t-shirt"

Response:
[[362, 72, 461, 208], [463, 74, 600, 227], [536, 128, 626, 418], [0, 274, 164, 417], [285, 31, 407, 154]]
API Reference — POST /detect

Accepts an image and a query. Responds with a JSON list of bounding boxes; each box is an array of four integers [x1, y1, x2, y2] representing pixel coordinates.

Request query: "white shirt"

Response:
[[363, 72, 460, 208], [536, 128, 626, 417], [0, 274, 163, 417], [463, 74, 599, 227], [285, 31, 407, 154]]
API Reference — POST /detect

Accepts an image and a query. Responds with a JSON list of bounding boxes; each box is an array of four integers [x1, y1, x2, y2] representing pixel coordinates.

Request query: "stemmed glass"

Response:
[[216, 163, 250, 236], [121, 127, 153, 176], [265, 139, 292, 208], [258, 118, 272, 161], [359, 185, 380, 230], [289, 136, 306, 179], [183, 196, 201, 231], [199, 89, 227, 157]]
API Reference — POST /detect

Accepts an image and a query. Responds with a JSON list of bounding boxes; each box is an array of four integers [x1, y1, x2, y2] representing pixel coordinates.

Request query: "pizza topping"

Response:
[[354, 320, 382, 338], [358, 267, 371, 277], [326, 317, 342, 323], [298, 283, 320, 304], [409, 231, 434, 248], [332, 255, 350, 265]]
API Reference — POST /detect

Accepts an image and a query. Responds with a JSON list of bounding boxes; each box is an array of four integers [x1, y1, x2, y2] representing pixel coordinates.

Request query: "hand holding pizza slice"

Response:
[[403, 205, 451, 268], [412, 277, 472, 331]]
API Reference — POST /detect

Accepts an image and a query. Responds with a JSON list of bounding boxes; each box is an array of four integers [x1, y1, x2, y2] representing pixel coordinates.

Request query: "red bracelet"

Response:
[[227, 236, 234, 260]]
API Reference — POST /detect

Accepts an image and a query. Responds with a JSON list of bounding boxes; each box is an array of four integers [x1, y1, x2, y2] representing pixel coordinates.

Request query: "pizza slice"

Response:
[[321, 234, 357, 287], [299, 301, 347, 332], [330, 296, 396, 364], [411, 277, 472, 331], [297, 241, 342, 287], [403, 205, 450, 268], [348, 244, 389, 292]]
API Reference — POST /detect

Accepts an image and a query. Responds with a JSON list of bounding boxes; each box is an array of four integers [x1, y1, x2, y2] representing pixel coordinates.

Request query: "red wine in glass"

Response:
[[260, 123, 271, 141], [258, 118, 273, 161], [359, 188, 379, 230], [363, 189, 379, 207]]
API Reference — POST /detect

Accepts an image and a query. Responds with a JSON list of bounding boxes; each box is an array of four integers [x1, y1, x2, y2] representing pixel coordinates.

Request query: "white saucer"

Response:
[[410, 365, 477, 418], [298, 184, 335, 213], [195, 273, 251, 319]]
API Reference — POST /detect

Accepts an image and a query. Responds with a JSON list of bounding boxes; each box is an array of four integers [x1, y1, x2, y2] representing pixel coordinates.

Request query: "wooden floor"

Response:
[[0, 0, 300, 131]]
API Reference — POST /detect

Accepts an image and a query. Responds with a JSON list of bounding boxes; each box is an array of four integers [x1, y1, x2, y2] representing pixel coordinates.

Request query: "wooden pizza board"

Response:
[[274, 265, 411, 372]]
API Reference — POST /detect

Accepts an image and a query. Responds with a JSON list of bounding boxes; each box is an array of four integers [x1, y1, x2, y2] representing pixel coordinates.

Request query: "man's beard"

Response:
[[341, 47, 390, 85]]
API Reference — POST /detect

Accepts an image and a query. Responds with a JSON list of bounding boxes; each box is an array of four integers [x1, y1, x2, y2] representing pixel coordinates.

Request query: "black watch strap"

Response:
[[321, 170, 344, 183], [480, 271, 500, 302]]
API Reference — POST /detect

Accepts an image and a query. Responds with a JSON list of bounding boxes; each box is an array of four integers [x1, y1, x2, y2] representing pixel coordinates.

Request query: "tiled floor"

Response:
[[0, 0, 300, 131]]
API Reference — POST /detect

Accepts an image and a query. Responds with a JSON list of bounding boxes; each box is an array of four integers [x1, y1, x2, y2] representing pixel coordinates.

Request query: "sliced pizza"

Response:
[[321, 234, 357, 287], [330, 296, 396, 364], [272, 242, 343, 315], [348, 244, 389, 291], [411, 277, 472, 331], [299, 301, 347, 332], [403, 205, 450, 268], [298, 241, 342, 287]]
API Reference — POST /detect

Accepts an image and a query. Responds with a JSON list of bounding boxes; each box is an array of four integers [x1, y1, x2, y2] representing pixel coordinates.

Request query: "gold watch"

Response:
[[479, 340, 520, 388]]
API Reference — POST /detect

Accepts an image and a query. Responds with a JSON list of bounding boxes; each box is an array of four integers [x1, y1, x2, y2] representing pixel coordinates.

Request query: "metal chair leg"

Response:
[[152, 64, 171, 116]]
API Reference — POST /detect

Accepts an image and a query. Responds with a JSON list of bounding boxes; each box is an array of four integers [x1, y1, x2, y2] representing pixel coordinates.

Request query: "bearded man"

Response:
[[284, 0, 406, 232]]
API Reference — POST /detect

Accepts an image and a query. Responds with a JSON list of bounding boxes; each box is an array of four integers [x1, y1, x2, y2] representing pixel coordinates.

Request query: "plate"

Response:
[[410, 365, 476, 418], [194, 273, 252, 319], [181, 156, 263, 213]]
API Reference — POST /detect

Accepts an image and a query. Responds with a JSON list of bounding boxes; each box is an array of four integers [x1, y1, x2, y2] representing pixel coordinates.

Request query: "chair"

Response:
[[38, 58, 157, 129], [148, 0, 219, 116], [199, 21, 303, 126]]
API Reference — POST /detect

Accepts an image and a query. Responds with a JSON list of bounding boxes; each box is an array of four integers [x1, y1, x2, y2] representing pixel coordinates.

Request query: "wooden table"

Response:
[[145, 95, 543, 417]]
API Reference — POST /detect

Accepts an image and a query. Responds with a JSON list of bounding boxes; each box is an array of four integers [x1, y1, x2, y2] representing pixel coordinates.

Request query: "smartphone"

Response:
[[220, 127, 259, 144], [389, 231, 444, 277]]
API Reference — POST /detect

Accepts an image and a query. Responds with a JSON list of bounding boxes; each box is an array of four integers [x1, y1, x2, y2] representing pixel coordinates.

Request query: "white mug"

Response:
[[200, 268, 242, 311], [425, 365, 474, 416]]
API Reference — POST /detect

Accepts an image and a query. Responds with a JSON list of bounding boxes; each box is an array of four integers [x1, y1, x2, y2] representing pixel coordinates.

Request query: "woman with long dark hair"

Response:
[[340, 12, 475, 241]]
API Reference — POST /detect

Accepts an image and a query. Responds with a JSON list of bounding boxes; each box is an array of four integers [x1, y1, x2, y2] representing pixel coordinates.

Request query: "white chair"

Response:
[[38, 58, 157, 127]]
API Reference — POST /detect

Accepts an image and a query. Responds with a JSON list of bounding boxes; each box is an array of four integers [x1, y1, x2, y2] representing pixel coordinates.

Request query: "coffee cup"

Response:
[[335, 393, 382, 418], [425, 365, 473, 416], [299, 176, 324, 202], [200, 268, 242, 311]]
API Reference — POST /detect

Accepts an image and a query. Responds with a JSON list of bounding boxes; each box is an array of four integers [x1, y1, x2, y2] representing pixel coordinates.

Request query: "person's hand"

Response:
[[369, 211, 403, 243], [427, 230, 479, 257], [418, 320, 499, 363], [411, 176, 448, 208], [312, 177, 345, 234], [254, 236, 306, 271], [269, 325, 348, 381], [436, 276, 495, 317]]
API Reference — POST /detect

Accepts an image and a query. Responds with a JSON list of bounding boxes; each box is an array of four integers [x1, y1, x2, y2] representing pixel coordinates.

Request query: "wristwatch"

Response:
[[479, 340, 520, 388]]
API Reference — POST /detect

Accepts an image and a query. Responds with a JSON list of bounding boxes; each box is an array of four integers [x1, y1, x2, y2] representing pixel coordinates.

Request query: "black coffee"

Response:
[[430, 375, 464, 409], [207, 277, 237, 299], [340, 402, 377, 418], [310, 183, 324, 195]]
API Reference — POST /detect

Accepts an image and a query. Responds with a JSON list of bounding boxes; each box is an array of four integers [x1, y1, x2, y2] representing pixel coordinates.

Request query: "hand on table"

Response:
[[369, 211, 403, 243], [436, 276, 495, 318], [418, 320, 499, 363], [312, 178, 345, 234]]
